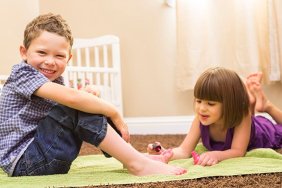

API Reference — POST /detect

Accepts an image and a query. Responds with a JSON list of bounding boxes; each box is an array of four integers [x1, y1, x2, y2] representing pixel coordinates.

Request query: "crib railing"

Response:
[[64, 35, 123, 115]]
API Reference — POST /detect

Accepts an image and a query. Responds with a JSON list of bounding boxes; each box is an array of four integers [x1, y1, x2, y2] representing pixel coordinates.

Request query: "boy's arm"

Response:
[[34, 82, 129, 142], [35, 82, 114, 116]]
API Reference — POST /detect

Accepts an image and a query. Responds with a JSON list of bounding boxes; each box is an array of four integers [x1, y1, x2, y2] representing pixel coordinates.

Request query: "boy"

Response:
[[0, 13, 186, 176]]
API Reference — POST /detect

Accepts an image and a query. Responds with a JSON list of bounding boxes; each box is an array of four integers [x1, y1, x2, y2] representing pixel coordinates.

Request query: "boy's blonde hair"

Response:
[[194, 67, 250, 128], [23, 13, 73, 50]]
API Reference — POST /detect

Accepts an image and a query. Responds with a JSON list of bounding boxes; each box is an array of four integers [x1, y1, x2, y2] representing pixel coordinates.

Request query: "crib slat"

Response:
[[68, 57, 73, 66], [85, 48, 90, 67], [73, 72, 78, 89], [103, 45, 109, 88], [111, 39, 123, 112], [85, 47, 93, 84], [63, 68, 70, 87], [94, 46, 101, 85], [110, 74, 115, 102], [76, 49, 82, 67]]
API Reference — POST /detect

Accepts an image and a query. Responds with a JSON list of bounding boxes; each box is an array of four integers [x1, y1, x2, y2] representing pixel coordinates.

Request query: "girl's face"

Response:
[[195, 98, 223, 126], [20, 31, 72, 81]]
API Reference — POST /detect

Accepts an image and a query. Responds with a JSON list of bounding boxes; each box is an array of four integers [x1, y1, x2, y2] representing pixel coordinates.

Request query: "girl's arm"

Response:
[[34, 82, 130, 142], [169, 116, 201, 161], [198, 113, 252, 166], [229, 113, 252, 157]]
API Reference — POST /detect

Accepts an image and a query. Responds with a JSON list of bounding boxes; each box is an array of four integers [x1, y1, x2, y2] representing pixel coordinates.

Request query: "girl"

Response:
[[148, 67, 282, 166]]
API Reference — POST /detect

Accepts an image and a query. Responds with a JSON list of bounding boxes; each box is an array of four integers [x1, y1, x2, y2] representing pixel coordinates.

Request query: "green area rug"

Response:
[[1, 144, 282, 188]]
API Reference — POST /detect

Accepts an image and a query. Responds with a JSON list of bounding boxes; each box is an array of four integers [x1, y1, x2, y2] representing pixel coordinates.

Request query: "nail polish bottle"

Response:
[[191, 151, 200, 165], [152, 143, 162, 152]]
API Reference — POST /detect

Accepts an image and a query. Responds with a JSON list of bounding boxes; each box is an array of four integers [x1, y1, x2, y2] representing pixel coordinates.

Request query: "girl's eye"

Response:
[[196, 99, 202, 103], [208, 102, 216, 106]]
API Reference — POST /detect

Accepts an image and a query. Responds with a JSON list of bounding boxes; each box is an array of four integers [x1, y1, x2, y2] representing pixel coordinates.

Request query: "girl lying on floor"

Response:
[[148, 67, 282, 166]]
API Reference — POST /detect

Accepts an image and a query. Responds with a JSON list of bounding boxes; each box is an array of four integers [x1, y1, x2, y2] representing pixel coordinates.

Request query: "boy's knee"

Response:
[[76, 114, 108, 146], [47, 104, 77, 129]]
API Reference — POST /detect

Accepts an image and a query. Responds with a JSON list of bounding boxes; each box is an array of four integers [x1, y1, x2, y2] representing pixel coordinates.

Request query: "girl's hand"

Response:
[[81, 85, 101, 97], [161, 148, 174, 163], [197, 151, 219, 166], [146, 148, 174, 164], [147, 142, 166, 154]]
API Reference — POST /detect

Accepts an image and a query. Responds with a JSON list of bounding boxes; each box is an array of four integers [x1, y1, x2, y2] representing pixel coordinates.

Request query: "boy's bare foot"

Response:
[[127, 158, 187, 176], [100, 127, 186, 177]]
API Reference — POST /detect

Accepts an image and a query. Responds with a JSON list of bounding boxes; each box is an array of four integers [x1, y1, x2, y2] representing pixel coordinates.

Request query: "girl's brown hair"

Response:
[[23, 13, 73, 50], [194, 67, 249, 128]]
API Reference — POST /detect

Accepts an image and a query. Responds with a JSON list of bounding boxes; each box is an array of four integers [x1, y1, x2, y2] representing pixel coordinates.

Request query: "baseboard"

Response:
[[124, 116, 194, 135], [124, 113, 273, 135]]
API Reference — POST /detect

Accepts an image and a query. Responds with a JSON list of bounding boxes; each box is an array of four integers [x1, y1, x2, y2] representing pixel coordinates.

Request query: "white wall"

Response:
[[0, 0, 39, 74]]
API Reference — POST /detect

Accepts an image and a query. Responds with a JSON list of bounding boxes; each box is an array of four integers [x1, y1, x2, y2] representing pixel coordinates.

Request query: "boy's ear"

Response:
[[67, 54, 72, 63], [19, 45, 27, 61]]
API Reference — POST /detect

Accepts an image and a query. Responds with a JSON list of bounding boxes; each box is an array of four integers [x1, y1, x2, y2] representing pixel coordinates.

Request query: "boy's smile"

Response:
[[20, 31, 72, 81]]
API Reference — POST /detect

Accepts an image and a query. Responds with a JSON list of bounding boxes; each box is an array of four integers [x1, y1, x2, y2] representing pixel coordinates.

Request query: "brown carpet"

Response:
[[79, 134, 282, 188]]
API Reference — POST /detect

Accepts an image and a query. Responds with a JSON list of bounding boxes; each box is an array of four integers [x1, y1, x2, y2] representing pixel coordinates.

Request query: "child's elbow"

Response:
[[237, 150, 247, 157]]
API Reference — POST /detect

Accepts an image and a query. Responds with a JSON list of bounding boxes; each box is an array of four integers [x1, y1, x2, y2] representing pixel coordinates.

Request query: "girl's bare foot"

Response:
[[245, 79, 256, 107], [252, 82, 269, 112], [246, 72, 264, 113], [247, 72, 263, 83], [245, 79, 256, 114]]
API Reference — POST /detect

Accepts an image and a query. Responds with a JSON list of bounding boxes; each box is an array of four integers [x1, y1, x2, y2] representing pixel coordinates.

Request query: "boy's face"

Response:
[[20, 31, 72, 81]]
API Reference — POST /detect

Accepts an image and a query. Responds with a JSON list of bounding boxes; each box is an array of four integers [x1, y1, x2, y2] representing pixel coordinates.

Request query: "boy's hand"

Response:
[[109, 116, 130, 143], [103, 116, 129, 158], [81, 85, 101, 97], [119, 122, 130, 143]]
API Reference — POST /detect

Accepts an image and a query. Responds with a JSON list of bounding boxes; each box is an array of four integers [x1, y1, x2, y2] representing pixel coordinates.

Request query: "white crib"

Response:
[[0, 75, 8, 94], [0, 35, 123, 115]]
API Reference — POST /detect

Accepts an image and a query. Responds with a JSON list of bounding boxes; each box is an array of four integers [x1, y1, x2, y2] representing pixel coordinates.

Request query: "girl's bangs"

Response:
[[194, 74, 223, 102]]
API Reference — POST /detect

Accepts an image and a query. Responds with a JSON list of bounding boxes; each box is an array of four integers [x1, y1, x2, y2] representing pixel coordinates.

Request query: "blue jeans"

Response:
[[12, 105, 117, 176]]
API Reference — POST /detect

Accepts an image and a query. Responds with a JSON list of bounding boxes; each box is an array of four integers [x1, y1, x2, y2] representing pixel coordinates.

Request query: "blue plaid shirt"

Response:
[[0, 61, 63, 175]]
